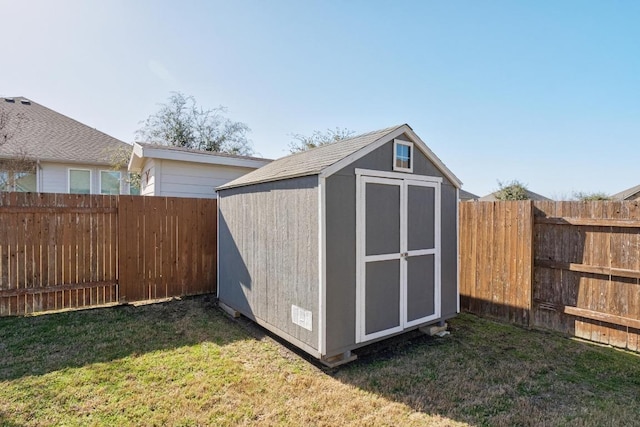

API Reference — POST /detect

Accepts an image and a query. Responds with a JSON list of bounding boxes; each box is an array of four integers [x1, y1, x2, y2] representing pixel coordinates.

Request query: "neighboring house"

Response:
[[478, 189, 551, 201], [0, 96, 132, 194], [128, 142, 272, 199], [611, 184, 640, 201], [459, 189, 479, 201]]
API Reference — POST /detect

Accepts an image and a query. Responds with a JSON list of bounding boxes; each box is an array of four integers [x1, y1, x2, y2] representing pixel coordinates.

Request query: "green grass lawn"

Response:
[[0, 296, 638, 426]]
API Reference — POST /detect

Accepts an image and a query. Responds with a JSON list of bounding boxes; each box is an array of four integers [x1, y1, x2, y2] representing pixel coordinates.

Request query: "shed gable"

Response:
[[218, 124, 461, 191], [323, 135, 459, 354]]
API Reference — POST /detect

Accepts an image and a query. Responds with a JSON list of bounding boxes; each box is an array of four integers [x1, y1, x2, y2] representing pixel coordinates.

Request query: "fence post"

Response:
[[117, 195, 135, 302], [526, 200, 534, 328]]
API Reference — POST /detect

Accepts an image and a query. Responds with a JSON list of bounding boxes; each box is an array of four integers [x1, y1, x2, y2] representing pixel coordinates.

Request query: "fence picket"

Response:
[[460, 200, 640, 352], [0, 193, 217, 316]]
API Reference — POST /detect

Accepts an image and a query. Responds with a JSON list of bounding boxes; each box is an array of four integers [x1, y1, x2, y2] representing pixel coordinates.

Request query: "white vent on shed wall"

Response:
[[291, 305, 313, 331]]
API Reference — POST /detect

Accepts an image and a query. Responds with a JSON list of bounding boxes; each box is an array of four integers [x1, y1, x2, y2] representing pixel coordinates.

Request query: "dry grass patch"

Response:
[[0, 296, 638, 426], [0, 297, 457, 426], [335, 316, 640, 426]]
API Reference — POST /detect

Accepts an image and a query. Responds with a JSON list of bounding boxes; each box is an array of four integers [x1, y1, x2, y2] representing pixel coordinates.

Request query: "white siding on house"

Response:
[[140, 158, 157, 196], [39, 162, 129, 194], [141, 159, 255, 199]]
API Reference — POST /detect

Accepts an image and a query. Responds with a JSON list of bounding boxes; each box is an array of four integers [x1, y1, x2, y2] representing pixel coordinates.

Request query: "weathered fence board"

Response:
[[0, 193, 217, 316], [461, 200, 640, 352], [459, 201, 533, 325], [115, 196, 217, 303]]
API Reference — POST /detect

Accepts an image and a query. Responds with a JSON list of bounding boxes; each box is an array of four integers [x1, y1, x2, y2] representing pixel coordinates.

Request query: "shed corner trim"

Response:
[[318, 175, 327, 355]]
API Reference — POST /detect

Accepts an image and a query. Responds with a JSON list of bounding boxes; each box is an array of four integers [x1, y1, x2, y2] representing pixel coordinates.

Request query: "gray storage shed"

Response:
[[217, 124, 462, 365]]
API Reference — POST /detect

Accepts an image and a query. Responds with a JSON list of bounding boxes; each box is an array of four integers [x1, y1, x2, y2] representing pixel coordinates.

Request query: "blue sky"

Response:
[[2, 0, 638, 198]]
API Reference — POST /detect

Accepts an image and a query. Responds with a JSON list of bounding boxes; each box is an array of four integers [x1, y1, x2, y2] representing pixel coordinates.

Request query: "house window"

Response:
[[393, 140, 413, 173], [129, 173, 141, 195], [0, 170, 37, 192], [14, 171, 37, 192], [69, 169, 91, 194], [100, 170, 121, 195]]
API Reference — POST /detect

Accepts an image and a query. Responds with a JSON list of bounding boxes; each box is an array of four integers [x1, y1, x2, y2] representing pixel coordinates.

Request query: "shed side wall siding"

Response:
[[158, 159, 256, 199], [325, 135, 458, 354], [218, 176, 319, 350]]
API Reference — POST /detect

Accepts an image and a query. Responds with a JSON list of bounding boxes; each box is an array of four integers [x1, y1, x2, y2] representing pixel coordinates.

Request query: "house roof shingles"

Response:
[[218, 125, 407, 190], [611, 184, 640, 201], [0, 96, 130, 165], [459, 189, 479, 200]]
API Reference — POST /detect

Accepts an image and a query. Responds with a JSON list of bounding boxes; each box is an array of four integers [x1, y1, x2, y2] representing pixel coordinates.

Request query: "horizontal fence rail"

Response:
[[460, 200, 640, 352], [0, 192, 217, 316]]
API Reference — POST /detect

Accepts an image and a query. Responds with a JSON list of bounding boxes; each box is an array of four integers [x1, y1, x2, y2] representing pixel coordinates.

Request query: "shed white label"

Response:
[[291, 305, 313, 331]]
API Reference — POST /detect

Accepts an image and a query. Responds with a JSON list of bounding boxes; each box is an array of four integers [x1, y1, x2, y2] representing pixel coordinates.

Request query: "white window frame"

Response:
[[0, 167, 39, 192], [68, 168, 92, 194], [99, 170, 121, 195], [393, 139, 413, 173]]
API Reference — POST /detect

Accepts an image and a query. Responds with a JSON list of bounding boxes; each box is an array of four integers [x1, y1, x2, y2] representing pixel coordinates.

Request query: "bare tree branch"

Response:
[[104, 144, 141, 191], [135, 92, 253, 155], [0, 106, 35, 191], [0, 108, 25, 148], [288, 127, 354, 153]]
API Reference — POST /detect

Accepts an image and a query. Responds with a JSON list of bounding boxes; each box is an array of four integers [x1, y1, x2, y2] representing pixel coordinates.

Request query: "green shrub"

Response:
[[495, 180, 529, 201]]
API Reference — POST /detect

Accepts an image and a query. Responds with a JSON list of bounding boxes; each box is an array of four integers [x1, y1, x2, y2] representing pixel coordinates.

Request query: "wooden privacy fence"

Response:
[[460, 200, 640, 352], [0, 193, 217, 316]]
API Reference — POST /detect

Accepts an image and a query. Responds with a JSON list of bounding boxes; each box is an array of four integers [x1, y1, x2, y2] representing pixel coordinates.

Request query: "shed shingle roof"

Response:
[[0, 96, 130, 165], [218, 125, 406, 189]]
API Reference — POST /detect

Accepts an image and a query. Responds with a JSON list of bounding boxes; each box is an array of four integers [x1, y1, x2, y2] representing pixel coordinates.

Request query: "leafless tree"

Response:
[[104, 144, 141, 192], [288, 127, 355, 153], [0, 108, 21, 147], [572, 191, 610, 201], [0, 107, 34, 191], [136, 92, 253, 155]]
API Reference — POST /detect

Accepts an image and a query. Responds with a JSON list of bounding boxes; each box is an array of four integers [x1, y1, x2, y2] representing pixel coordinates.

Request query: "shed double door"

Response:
[[356, 174, 441, 343]]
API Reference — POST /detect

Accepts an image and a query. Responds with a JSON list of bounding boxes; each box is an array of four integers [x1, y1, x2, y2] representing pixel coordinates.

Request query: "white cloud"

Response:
[[147, 59, 174, 83]]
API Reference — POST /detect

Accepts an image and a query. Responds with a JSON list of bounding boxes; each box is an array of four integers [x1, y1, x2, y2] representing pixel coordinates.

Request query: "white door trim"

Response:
[[403, 179, 441, 328], [356, 176, 404, 343], [355, 168, 443, 183], [356, 172, 441, 343]]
